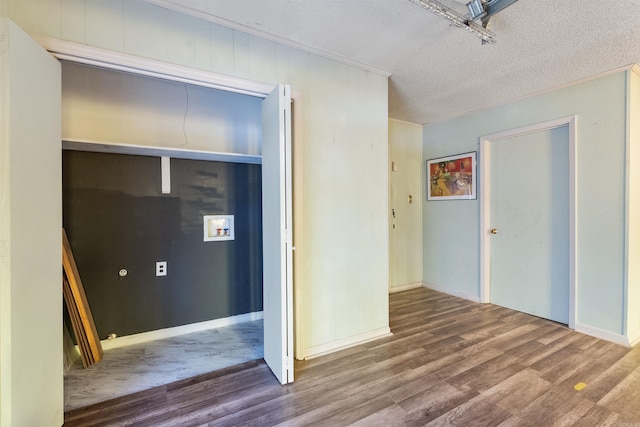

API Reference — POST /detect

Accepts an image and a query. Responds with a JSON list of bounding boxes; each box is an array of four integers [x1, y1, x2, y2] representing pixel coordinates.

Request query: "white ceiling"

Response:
[[149, 0, 640, 125]]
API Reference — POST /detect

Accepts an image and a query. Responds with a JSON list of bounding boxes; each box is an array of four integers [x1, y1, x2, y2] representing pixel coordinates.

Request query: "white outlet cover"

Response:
[[156, 261, 167, 276]]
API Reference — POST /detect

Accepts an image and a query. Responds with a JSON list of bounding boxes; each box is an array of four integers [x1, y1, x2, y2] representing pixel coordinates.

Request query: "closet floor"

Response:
[[63, 319, 263, 411]]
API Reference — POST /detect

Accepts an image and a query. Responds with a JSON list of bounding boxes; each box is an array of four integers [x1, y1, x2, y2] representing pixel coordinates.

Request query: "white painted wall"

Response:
[[423, 72, 628, 337], [0, 19, 63, 427], [389, 119, 423, 292], [627, 68, 640, 343], [8, 0, 389, 359], [62, 62, 262, 155]]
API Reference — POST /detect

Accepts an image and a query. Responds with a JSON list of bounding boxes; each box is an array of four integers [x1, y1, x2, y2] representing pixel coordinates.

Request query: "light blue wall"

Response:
[[8, 0, 390, 357], [423, 72, 628, 336]]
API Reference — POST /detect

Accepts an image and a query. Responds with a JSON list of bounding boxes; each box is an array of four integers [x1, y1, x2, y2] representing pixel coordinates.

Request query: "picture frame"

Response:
[[426, 151, 477, 200]]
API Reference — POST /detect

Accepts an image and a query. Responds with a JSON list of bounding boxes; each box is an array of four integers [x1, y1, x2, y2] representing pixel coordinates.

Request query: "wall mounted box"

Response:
[[203, 215, 235, 241]]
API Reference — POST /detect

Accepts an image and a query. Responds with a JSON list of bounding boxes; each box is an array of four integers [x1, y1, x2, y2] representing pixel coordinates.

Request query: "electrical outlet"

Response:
[[156, 261, 167, 276]]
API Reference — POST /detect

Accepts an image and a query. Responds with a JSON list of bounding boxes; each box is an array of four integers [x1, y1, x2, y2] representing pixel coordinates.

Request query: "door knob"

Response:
[[490, 228, 498, 235]]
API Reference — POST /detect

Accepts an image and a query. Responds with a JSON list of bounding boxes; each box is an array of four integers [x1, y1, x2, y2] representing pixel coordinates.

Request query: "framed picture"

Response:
[[426, 151, 477, 200]]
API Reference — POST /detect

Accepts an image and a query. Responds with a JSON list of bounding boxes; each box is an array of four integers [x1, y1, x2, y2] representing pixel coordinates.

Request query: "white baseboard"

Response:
[[575, 322, 630, 347], [302, 327, 392, 360], [100, 311, 264, 351], [389, 281, 423, 293], [628, 328, 640, 347], [422, 282, 481, 303]]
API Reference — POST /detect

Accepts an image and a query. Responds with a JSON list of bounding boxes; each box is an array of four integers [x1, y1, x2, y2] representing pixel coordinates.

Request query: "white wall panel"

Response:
[[124, 1, 168, 62], [209, 23, 235, 77], [389, 119, 423, 290], [627, 69, 640, 341], [166, 9, 198, 67], [86, 0, 123, 51], [192, 16, 211, 72], [248, 35, 278, 84], [61, 0, 85, 42]]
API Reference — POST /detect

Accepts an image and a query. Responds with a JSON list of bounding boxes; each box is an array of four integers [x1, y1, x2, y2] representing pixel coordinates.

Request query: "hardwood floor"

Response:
[[63, 288, 640, 426]]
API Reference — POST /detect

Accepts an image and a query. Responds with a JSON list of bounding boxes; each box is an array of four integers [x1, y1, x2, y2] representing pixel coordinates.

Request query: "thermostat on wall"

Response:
[[203, 215, 235, 242]]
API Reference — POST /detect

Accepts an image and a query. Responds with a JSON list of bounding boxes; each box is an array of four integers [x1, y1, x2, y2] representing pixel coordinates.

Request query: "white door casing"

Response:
[[35, 38, 297, 384], [262, 84, 294, 384], [479, 116, 577, 328]]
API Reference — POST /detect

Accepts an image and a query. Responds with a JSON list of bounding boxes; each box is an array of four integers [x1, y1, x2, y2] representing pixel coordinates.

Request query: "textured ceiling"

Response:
[[148, 0, 640, 125]]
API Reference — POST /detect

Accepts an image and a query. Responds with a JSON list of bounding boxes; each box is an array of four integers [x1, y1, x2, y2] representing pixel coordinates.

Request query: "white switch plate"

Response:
[[156, 261, 167, 276]]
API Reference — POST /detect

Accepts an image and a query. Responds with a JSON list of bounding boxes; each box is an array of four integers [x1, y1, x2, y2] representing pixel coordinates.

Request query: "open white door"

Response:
[[0, 20, 63, 426], [262, 84, 294, 384]]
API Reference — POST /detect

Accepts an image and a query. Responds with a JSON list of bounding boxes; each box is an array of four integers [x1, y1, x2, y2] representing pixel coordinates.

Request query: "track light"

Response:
[[467, 0, 487, 20], [407, 0, 496, 44]]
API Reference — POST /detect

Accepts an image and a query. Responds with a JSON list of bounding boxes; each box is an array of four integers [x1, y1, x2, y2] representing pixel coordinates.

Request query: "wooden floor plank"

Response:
[[63, 287, 640, 426]]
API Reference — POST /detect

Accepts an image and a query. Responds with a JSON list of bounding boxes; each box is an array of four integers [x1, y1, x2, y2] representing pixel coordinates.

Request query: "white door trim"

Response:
[[32, 35, 273, 98], [479, 116, 577, 329], [35, 35, 305, 364]]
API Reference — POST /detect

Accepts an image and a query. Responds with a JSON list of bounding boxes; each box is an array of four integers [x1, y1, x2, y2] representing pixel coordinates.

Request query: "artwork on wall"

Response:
[[427, 151, 477, 200]]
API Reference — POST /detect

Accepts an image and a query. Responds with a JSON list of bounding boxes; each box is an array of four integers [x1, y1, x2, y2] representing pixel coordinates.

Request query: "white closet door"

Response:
[[261, 84, 294, 384], [1, 20, 62, 425]]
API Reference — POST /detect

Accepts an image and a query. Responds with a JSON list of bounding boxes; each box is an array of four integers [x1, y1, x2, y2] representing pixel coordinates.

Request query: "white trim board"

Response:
[[389, 282, 423, 293], [100, 311, 264, 351], [575, 323, 631, 348], [302, 327, 392, 360], [63, 139, 262, 164], [479, 116, 577, 329], [32, 35, 273, 98], [422, 282, 481, 303], [628, 327, 640, 347]]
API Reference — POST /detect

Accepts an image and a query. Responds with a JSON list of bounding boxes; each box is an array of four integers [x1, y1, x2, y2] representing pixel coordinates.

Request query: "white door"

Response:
[[1, 20, 63, 425], [490, 126, 570, 324], [261, 84, 294, 384]]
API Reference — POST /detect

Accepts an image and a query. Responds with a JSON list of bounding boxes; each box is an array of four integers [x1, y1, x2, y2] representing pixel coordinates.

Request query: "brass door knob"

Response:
[[490, 228, 498, 235]]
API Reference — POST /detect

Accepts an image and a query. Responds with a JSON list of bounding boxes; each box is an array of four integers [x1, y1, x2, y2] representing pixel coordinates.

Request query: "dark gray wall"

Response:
[[62, 151, 263, 338]]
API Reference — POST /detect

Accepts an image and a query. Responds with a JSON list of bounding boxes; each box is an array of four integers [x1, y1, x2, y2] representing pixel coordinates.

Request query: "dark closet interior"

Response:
[[62, 150, 264, 339]]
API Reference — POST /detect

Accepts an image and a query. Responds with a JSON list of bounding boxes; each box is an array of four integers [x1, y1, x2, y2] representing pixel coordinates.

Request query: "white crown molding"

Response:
[[144, 0, 392, 78], [425, 63, 639, 127], [389, 118, 424, 128], [32, 35, 274, 98]]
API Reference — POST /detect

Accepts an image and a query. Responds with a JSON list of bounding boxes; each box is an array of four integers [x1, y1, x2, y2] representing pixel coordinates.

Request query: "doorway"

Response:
[[60, 62, 294, 408], [479, 117, 577, 327]]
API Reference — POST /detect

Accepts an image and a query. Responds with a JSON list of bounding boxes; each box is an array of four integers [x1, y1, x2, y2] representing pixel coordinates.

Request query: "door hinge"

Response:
[[282, 228, 293, 243], [284, 356, 293, 370]]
